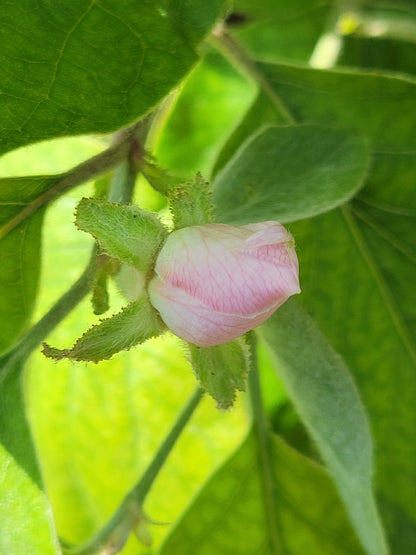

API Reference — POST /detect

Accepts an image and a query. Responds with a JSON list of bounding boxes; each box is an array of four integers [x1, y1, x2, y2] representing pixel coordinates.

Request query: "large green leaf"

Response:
[[212, 62, 416, 551], [0, 365, 59, 553], [290, 204, 416, 553], [213, 124, 370, 225], [259, 62, 416, 151], [260, 300, 387, 555], [159, 430, 364, 554], [0, 177, 56, 353], [245, 62, 416, 553], [0, 0, 225, 155]]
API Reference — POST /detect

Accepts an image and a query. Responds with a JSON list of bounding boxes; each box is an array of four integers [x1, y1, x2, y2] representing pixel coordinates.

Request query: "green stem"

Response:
[[0, 121, 145, 241], [66, 387, 205, 555], [209, 25, 295, 124], [0, 252, 98, 382], [0, 114, 156, 379], [247, 331, 283, 554]]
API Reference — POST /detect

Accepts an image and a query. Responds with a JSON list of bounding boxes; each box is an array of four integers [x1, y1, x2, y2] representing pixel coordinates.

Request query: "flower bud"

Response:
[[148, 222, 300, 347]]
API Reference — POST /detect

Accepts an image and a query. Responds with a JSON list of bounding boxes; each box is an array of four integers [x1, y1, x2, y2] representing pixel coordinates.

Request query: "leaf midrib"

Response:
[[342, 205, 416, 366]]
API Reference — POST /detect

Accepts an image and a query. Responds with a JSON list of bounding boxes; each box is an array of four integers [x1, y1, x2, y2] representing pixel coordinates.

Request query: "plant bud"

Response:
[[148, 222, 300, 347]]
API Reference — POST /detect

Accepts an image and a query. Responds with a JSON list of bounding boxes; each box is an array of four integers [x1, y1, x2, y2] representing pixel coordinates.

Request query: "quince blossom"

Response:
[[148, 222, 300, 347]]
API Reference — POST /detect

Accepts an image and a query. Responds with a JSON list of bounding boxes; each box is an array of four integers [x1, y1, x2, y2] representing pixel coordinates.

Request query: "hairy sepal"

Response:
[[43, 293, 165, 363]]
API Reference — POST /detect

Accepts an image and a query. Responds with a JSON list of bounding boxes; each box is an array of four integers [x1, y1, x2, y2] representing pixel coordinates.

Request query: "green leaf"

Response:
[[155, 50, 255, 178], [213, 124, 370, 225], [0, 0, 225, 155], [0, 365, 59, 553], [212, 93, 281, 176], [0, 177, 56, 353], [290, 202, 416, 553], [260, 300, 387, 555], [43, 293, 164, 362], [230, 0, 331, 62], [259, 62, 416, 150], [234, 61, 416, 552], [27, 333, 248, 550], [75, 198, 168, 273], [339, 35, 416, 78], [189, 339, 249, 409], [159, 430, 364, 554]]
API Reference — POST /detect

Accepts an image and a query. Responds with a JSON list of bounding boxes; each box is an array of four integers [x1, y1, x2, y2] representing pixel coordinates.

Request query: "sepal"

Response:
[[42, 292, 165, 363], [189, 337, 250, 409], [75, 198, 168, 274], [169, 173, 213, 230]]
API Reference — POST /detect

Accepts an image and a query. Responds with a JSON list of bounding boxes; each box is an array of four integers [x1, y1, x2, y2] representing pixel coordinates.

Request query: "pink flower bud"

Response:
[[148, 222, 300, 347]]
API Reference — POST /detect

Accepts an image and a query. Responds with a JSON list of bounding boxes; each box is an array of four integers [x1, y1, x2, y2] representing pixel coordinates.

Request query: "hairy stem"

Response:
[[209, 25, 295, 124], [66, 387, 205, 555], [247, 331, 283, 554]]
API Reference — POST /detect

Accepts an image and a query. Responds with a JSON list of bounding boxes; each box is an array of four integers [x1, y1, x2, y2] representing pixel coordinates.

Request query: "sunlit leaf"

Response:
[[159, 430, 364, 554], [0, 365, 59, 553]]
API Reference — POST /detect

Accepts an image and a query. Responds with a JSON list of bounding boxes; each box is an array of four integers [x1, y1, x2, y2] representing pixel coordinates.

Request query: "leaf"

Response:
[[259, 62, 416, 150], [75, 198, 168, 273], [159, 430, 364, 554], [154, 50, 255, 178], [213, 124, 370, 225], [291, 203, 416, 553], [230, 0, 331, 62], [0, 364, 59, 553], [43, 293, 165, 362], [27, 334, 248, 550], [0, 0, 226, 155], [212, 93, 281, 176], [234, 61, 416, 552], [189, 339, 249, 409], [0, 176, 56, 353], [339, 35, 416, 78], [260, 300, 387, 555]]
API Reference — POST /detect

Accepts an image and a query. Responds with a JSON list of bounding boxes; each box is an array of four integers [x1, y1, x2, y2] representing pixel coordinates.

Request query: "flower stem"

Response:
[[65, 387, 205, 555], [209, 25, 295, 124], [0, 252, 98, 382], [247, 331, 283, 554]]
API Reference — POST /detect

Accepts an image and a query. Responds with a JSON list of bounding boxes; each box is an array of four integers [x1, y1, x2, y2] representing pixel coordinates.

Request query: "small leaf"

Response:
[[169, 173, 213, 230], [75, 198, 168, 273], [213, 124, 370, 225], [189, 338, 249, 409], [159, 430, 365, 554], [260, 300, 388, 555], [43, 293, 165, 363]]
